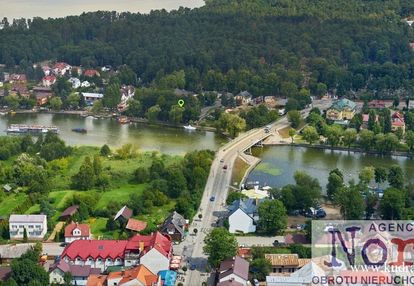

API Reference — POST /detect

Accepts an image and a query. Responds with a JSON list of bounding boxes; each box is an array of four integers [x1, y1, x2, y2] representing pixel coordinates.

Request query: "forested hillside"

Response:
[[1, 0, 414, 98]]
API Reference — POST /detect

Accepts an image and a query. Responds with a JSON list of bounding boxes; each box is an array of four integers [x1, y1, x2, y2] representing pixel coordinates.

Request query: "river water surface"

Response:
[[247, 146, 414, 191], [1, 113, 223, 155]]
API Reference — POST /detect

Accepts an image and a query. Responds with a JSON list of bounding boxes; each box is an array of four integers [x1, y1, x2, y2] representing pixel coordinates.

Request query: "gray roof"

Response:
[[161, 211, 186, 236], [52, 260, 101, 277], [0, 243, 64, 259], [228, 199, 260, 217], [219, 256, 249, 281], [237, 91, 252, 98], [9, 214, 46, 223]]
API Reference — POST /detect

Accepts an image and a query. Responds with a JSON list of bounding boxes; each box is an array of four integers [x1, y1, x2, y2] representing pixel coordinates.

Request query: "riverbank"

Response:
[[264, 141, 414, 159]]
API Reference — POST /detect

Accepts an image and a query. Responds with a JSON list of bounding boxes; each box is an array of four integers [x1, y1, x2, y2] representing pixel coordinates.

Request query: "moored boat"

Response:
[[183, 124, 196, 130], [71, 128, 87, 134], [117, 116, 130, 124]]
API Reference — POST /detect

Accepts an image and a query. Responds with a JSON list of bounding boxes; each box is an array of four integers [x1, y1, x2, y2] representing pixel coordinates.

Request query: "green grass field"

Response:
[[0, 193, 27, 216]]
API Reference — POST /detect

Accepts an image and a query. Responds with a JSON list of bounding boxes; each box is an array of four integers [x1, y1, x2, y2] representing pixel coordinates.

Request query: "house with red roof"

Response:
[[53, 62, 72, 76], [107, 264, 160, 286], [42, 75, 56, 87], [61, 232, 172, 273], [126, 218, 147, 232], [83, 69, 100, 78], [65, 222, 91, 243], [391, 111, 405, 134]]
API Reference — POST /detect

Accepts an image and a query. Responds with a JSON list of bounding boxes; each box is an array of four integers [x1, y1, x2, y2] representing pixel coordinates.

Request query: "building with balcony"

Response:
[[9, 214, 47, 240]]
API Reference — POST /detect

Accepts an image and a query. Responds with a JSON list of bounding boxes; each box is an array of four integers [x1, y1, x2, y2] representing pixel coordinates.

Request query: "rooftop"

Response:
[[126, 218, 147, 232], [9, 214, 46, 223], [330, 98, 356, 111], [219, 256, 249, 281]]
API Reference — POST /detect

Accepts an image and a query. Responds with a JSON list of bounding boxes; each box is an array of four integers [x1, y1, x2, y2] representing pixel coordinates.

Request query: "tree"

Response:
[[63, 272, 73, 286], [324, 124, 343, 148], [226, 192, 247, 205], [146, 105, 161, 122], [100, 144, 111, 156], [11, 252, 49, 286], [359, 166, 375, 185], [103, 83, 121, 109], [365, 191, 378, 219], [292, 171, 321, 210], [302, 126, 319, 145], [368, 110, 376, 131], [250, 258, 271, 281], [67, 93, 80, 108], [326, 169, 344, 200], [91, 100, 103, 114], [93, 155, 102, 176], [218, 113, 246, 137], [374, 166, 387, 187], [257, 200, 287, 235], [23, 228, 28, 242], [334, 183, 364, 220], [406, 131, 414, 153], [359, 129, 375, 151], [169, 105, 184, 124], [380, 188, 406, 219], [388, 165, 404, 189], [72, 157, 95, 190], [287, 110, 302, 129], [133, 167, 149, 183], [288, 128, 296, 143], [49, 97, 63, 111], [203, 228, 237, 268], [342, 128, 357, 150]]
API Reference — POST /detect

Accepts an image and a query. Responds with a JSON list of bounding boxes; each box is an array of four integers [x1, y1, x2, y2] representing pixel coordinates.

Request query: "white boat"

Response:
[[183, 124, 196, 130]]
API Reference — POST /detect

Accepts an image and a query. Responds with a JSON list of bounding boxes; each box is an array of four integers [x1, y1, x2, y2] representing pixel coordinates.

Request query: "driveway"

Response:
[[236, 236, 285, 247]]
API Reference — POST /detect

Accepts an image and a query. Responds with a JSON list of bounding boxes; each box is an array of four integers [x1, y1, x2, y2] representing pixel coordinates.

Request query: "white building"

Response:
[[82, 92, 103, 106], [81, 81, 91, 88], [69, 77, 81, 89], [228, 199, 260, 233], [9, 214, 47, 240], [64, 223, 91, 243]]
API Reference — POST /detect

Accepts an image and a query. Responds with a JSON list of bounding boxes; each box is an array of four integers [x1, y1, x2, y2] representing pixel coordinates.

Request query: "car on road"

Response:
[[190, 264, 196, 270], [210, 196, 215, 202], [220, 159, 224, 163], [223, 164, 228, 170]]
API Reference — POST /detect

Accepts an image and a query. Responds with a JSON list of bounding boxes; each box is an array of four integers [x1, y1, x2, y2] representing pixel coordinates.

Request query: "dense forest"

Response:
[[1, 0, 414, 98]]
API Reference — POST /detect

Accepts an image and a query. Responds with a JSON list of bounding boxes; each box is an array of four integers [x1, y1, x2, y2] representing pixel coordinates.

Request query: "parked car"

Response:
[[220, 159, 224, 163], [223, 165, 228, 170], [190, 264, 196, 270], [210, 196, 215, 202], [316, 208, 326, 218]]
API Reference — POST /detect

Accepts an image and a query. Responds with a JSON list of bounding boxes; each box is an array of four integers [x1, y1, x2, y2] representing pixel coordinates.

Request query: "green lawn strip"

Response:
[[137, 201, 176, 227], [0, 193, 27, 216], [95, 184, 146, 210], [25, 204, 40, 214], [89, 217, 111, 238], [49, 190, 78, 210]]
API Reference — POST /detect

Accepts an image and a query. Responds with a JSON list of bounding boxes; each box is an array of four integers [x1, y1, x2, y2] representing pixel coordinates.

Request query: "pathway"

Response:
[[47, 221, 64, 242]]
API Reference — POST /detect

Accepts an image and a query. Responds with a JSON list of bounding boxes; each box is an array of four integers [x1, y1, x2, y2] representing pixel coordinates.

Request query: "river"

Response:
[[246, 146, 414, 191], [1, 113, 224, 155]]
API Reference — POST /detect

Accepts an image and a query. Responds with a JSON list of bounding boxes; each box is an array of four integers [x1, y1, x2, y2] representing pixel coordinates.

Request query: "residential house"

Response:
[[9, 214, 47, 240], [0, 242, 64, 263], [361, 114, 378, 129], [42, 75, 56, 87], [326, 99, 356, 121], [69, 77, 81, 89], [160, 211, 186, 241], [86, 274, 107, 286], [42, 66, 52, 76], [235, 91, 252, 106], [228, 199, 260, 233], [264, 96, 277, 108], [107, 265, 160, 286], [8, 74, 27, 84], [60, 205, 79, 221], [367, 100, 391, 109], [53, 62, 72, 76], [84, 69, 100, 77], [82, 92, 104, 106], [49, 259, 100, 286], [217, 256, 249, 286], [10, 83, 29, 98], [3, 184, 12, 193], [61, 232, 172, 273], [391, 111, 405, 133], [114, 205, 133, 221], [265, 254, 310, 274], [65, 222, 91, 243], [126, 218, 147, 232], [117, 85, 136, 112], [237, 248, 252, 260], [266, 261, 327, 286], [33, 86, 53, 106], [408, 100, 414, 110]]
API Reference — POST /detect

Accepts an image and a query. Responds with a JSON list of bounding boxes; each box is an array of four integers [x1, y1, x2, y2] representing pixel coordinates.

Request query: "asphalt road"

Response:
[[182, 101, 331, 285]]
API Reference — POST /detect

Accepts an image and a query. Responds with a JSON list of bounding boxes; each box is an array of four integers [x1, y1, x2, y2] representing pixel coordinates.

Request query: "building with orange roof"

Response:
[[391, 111, 405, 134], [86, 274, 107, 286], [265, 254, 310, 275], [107, 265, 160, 286], [126, 218, 147, 232]]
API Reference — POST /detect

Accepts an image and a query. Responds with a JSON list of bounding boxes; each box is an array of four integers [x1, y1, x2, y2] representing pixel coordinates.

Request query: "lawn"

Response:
[[231, 157, 249, 187], [0, 193, 27, 216], [95, 184, 146, 209]]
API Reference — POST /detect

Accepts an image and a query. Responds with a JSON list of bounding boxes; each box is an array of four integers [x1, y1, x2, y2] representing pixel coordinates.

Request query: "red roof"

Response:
[[43, 75, 56, 82], [62, 232, 171, 261], [126, 232, 172, 257], [54, 62, 69, 70], [126, 218, 147, 232], [84, 69, 100, 77], [392, 111, 404, 121], [64, 223, 90, 238]]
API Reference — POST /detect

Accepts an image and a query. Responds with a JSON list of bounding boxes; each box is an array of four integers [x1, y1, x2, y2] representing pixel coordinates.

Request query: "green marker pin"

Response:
[[178, 99, 185, 107]]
